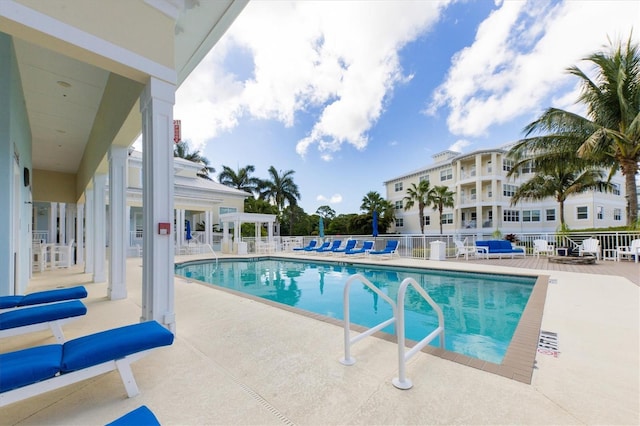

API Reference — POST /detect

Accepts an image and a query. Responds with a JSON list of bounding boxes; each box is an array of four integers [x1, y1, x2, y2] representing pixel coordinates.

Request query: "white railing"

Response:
[[33, 231, 48, 243], [393, 277, 444, 390], [340, 274, 397, 366]]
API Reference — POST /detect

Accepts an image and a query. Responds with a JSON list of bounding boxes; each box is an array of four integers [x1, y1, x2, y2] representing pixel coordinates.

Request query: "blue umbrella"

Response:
[[372, 210, 379, 237], [318, 217, 325, 238], [186, 220, 192, 241]]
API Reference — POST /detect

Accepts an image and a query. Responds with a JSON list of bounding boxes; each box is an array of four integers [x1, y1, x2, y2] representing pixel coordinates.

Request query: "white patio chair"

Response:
[[454, 240, 476, 260], [53, 239, 74, 268], [616, 239, 640, 263], [532, 239, 554, 258], [578, 238, 600, 260]]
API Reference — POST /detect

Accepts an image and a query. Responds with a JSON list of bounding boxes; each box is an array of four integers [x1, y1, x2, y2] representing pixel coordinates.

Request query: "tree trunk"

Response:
[[620, 160, 639, 225]]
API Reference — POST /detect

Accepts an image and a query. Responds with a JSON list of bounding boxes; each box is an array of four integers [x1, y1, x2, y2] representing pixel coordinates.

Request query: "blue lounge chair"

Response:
[[343, 241, 375, 257], [0, 286, 87, 311], [331, 239, 357, 255], [0, 320, 174, 408], [0, 300, 87, 342], [307, 241, 331, 253], [368, 240, 399, 259], [107, 406, 160, 426], [315, 240, 342, 254], [292, 240, 318, 252]]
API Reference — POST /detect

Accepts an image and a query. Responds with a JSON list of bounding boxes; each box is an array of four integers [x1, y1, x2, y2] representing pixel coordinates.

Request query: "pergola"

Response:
[[219, 212, 278, 254]]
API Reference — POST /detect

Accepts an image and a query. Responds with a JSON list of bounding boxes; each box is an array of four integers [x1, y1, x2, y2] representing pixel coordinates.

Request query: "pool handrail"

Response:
[[340, 274, 397, 366], [392, 277, 445, 390]]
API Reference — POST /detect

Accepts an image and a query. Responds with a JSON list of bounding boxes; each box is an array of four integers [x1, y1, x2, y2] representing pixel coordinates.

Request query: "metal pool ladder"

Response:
[[339, 274, 445, 390]]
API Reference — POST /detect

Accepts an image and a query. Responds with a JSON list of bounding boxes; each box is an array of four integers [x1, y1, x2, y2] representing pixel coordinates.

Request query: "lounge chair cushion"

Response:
[[0, 345, 63, 392], [477, 240, 524, 254], [0, 300, 87, 330], [0, 296, 22, 309], [107, 405, 160, 426], [61, 321, 174, 372], [0, 286, 88, 309]]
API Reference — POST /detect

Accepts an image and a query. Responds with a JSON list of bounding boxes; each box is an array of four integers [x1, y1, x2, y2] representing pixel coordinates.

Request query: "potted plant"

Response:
[[504, 234, 519, 248]]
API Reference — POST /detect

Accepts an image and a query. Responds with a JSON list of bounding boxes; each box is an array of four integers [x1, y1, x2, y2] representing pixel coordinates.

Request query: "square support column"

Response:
[[85, 190, 94, 274], [58, 203, 66, 245], [140, 77, 176, 332], [76, 204, 84, 265], [49, 203, 57, 244], [108, 146, 128, 300], [92, 174, 107, 283]]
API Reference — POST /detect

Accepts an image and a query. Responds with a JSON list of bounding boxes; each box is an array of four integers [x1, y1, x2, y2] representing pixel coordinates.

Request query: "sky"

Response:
[[172, 0, 639, 216]]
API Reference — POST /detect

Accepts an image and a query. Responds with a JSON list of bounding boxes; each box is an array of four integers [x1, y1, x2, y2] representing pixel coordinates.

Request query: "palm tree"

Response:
[[218, 165, 261, 195], [429, 186, 455, 235], [360, 191, 395, 233], [511, 35, 640, 225], [258, 167, 301, 234], [173, 141, 215, 180], [508, 154, 613, 228], [403, 180, 432, 234]]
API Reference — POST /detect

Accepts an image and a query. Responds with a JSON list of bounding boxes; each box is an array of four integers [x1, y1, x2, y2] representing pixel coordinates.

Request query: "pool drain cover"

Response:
[[537, 330, 559, 357]]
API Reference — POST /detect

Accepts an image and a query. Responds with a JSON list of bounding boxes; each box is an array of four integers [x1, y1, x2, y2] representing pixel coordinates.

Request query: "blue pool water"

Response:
[[175, 258, 536, 363]]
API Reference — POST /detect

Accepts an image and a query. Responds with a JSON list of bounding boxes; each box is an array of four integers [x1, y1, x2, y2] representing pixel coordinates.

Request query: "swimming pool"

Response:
[[175, 258, 536, 364]]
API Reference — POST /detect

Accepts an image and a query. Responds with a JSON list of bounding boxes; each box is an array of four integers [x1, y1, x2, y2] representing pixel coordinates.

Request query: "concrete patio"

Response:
[[2, 254, 638, 425]]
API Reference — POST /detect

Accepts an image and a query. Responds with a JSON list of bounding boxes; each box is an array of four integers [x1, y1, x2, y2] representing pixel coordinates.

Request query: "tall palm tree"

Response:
[[218, 165, 261, 195], [173, 141, 215, 180], [403, 180, 432, 234], [429, 185, 455, 235], [258, 167, 301, 233], [510, 35, 640, 225], [507, 151, 614, 228]]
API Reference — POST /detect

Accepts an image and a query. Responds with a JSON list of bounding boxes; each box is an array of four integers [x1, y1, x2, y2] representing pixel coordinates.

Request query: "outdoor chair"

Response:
[[616, 239, 640, 263], [533, 239, 555, 258], [454, 240, 477, 260], [579, 238, 600, 260]]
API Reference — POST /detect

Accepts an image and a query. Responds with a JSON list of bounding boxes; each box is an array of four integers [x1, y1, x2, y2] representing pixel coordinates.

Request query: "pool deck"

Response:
[[3, 254, 639, 425]]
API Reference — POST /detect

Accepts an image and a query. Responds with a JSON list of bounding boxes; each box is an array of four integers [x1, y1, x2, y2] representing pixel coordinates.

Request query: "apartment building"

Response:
[[385, 148, 627, 235]]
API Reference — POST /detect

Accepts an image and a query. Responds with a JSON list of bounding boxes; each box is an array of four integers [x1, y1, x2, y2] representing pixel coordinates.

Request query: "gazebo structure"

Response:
[[219, 212, 278, 254]]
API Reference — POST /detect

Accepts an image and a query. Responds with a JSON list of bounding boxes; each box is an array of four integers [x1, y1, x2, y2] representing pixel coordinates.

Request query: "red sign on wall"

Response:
[[173, 119, 181, 143]]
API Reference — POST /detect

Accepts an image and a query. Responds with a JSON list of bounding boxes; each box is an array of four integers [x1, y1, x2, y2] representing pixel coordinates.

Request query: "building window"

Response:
[[419, 175, 429, 184], [521, 161, 535, 174], [440, 168, 453, 181], [394, 200, 403, 210], [503, 184, 517, 197], [395, 218, 404, 227], [394, 182, 403, 192], [596, 205, 604, 220], [220, 206, 237, 215], [504, 210, 520, 222], [612, 184, 621, 195], [503, 159, 514, 172], [487, 160, 492, 174], [441, 213, 453, 224], [614, 208, 622, 221], [546, 209, 556, 221], [523, 210, 540, 222], [424, 216, 430, 226], [576, 206, 588, 220]]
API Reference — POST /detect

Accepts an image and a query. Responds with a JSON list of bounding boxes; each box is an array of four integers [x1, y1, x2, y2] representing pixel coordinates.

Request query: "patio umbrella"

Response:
[[372, 210, 379, 237], [186, 220, 192, 242], [319, 216, 324, 238]]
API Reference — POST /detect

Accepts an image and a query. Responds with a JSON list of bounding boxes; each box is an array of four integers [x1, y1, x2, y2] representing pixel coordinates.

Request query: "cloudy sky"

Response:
[[174, 0, 639, 215]]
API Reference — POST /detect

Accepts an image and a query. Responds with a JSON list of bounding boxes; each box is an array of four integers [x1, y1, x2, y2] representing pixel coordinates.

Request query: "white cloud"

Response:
[[176, 1, 450, 156], [427, 0, 640, 137], [316, 194, 343, 204], [448, 139, 472, 153]]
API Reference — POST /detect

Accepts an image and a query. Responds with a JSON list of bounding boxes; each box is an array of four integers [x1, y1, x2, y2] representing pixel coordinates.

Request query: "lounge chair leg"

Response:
[[49, 321, 65, 343], [115, 358, 140, 397]]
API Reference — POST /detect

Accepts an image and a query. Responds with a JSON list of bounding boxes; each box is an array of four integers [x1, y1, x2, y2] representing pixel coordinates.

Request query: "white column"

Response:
[[93, 174, 107, 283], [126, 205, 132, 252], [49, 202, 57, 243], [176, 209, 184, 250], [140, 77, 176, 331], [108, 146, 128, 300], [76, 204, 84, 265], [222, 221, 230, 253], [85, 190, 94, 274], [59, 203, 66, 245], [205, 211, 212, 245]]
